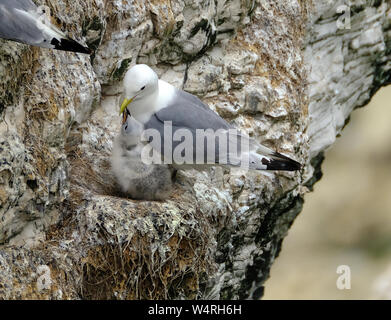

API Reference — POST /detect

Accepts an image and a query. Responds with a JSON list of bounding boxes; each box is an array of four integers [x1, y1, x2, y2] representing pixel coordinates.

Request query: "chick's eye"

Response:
[[140, 86, 145, 91]]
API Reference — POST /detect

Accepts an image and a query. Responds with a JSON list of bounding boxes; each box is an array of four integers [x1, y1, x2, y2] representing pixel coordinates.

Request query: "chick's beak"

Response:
[[119, 97, 132, 115], [122, 109, 128, 124], [122, 107, 131, 124]]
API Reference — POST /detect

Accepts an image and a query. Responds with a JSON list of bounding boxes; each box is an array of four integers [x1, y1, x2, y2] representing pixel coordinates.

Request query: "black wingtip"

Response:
[[263, 152, 302, 171], [50, 37, 91, 54]]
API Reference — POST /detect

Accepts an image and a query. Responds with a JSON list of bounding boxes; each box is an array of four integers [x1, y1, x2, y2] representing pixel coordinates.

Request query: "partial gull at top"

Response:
[[0, 0, 90, 54]]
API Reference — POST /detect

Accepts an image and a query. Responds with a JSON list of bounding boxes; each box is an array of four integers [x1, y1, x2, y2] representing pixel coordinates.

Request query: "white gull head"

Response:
[[123, 64, 158, 99], [120, 64, 167, 123], [120, 64, 176, 123]]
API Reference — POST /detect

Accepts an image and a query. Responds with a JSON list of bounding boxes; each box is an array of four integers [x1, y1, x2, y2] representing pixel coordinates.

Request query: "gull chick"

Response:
[[111, 111, 174, 201], [0, 0, 90, 54], [119, 64, 301, 171]]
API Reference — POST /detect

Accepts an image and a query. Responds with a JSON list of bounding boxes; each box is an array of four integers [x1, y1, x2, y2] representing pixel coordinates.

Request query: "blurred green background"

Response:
[[264, 86, 391, 300]]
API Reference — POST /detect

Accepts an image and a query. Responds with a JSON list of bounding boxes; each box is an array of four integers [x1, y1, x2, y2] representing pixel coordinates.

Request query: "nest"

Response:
[[49, 128, 218, 299]]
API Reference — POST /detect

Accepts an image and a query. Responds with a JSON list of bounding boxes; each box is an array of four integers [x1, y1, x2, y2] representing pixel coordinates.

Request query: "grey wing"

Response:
[[144, 89, 242, 164], [0, 0, 44, 45], [144, 88, 301, 169], [153, 88, 232, 131], [2, 0, 36, 11]]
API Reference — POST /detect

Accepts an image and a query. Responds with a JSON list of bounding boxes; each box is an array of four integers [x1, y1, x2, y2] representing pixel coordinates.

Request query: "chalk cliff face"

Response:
[[0, 0, 389, 299]]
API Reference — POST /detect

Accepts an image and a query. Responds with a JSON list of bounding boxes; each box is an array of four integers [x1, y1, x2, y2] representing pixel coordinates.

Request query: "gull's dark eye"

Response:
[[140, 86, 146, 91]]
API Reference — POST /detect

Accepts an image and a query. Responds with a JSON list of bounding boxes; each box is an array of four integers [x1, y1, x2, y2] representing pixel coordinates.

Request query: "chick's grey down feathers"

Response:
[[111, 115, 174, 201]]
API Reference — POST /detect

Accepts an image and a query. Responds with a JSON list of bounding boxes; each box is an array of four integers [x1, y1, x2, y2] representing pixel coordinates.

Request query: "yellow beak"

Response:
[[119, 98, 133, 115]]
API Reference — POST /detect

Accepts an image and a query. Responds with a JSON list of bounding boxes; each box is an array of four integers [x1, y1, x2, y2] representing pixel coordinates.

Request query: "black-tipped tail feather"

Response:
[[51, 37, 91, 54], [261, 152, 301, 171]]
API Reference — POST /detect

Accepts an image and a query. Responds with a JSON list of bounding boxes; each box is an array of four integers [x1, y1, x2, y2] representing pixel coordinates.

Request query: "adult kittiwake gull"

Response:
[[111, 109, 174, 200], [0, 0, 90, 54], [119, 64, 301, 171]]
